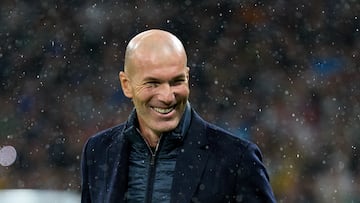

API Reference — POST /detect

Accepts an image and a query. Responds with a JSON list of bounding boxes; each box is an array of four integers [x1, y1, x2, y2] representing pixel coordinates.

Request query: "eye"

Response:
[[171, 78, 186, 86], [145, 81, 159, 88]]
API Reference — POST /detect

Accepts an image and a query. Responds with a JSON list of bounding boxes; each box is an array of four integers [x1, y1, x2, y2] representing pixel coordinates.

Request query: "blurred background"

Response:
[[0, 0, 359, 202]]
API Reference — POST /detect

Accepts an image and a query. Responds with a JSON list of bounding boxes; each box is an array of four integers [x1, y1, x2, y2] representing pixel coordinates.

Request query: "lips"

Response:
[[152, 106, 175, 114]]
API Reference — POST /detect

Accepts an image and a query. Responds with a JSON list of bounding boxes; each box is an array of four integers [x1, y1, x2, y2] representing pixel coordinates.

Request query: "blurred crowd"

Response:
[[0, 0, 359, 202]]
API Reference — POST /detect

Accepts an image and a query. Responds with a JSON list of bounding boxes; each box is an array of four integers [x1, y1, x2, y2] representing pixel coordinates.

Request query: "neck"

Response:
[[142, 134, 161, 148], [136, 127, 161, 148]]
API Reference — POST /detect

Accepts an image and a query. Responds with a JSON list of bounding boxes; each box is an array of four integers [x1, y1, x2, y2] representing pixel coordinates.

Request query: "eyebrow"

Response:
[[143, 73, 187, 82]]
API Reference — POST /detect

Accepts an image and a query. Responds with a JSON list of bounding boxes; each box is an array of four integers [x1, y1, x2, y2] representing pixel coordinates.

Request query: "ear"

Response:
[[186, 67, 190, 81], [119, 71, 133, 98]]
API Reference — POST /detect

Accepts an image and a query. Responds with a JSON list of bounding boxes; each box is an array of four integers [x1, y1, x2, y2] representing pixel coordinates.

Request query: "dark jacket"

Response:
[[81, 108, 276, 203], [125, 105, 191, 202]]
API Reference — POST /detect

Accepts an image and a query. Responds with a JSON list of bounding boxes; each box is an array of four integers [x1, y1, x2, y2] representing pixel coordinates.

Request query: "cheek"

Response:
[[176, 86, 190, 97], [133, 88, 155, 104]]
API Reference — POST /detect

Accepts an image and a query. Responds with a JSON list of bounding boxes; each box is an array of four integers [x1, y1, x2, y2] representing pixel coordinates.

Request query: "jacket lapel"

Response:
[[105, 131, 129, 203], [171, 112, 210, 203]]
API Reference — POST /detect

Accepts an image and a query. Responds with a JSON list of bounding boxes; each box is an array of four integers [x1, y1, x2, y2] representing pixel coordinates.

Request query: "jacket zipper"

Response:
[[143, 136, 162, 203]]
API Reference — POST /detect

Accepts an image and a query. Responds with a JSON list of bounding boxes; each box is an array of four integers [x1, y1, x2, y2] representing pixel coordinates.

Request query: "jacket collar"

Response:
[[105, 126, 129, 202], [170, 109, 210, 203]]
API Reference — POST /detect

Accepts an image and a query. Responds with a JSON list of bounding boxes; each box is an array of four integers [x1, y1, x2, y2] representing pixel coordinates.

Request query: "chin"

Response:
[[156, 121, 179, 133]]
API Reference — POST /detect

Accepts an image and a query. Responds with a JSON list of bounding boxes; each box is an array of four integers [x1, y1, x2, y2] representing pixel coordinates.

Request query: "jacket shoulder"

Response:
[[206, 122, 252, 149], [190, 109, 254, 152], [84, 123, 126, 152]]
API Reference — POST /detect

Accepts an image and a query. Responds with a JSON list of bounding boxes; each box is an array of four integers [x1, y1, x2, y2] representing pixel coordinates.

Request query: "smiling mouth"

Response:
[[152, 106, 175, 114]]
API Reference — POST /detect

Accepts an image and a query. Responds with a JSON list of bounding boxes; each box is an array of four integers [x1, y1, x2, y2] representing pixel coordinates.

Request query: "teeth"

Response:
[[153, 107, 174, 114]]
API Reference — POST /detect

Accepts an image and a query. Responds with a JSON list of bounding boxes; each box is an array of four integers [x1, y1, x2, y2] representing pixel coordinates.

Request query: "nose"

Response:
[[158, 83, 175, 104]]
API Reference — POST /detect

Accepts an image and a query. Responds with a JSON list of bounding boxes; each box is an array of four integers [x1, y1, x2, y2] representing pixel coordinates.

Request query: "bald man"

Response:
[[81, 29, 276, 203]]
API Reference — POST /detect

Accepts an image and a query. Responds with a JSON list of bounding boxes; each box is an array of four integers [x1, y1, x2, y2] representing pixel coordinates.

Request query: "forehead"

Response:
[[129, 45, 186, 75], [125, 31, 188, 79], [136, 50, 184, 67], [133, 58, 187, 81]]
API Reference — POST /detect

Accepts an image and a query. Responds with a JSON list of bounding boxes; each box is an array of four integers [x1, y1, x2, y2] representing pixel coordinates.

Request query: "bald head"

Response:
[[124, 29, 187, 75]]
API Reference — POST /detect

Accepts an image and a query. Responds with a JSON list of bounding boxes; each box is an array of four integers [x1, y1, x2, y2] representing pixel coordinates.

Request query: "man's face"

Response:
[[120, 53, 190, 136]]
